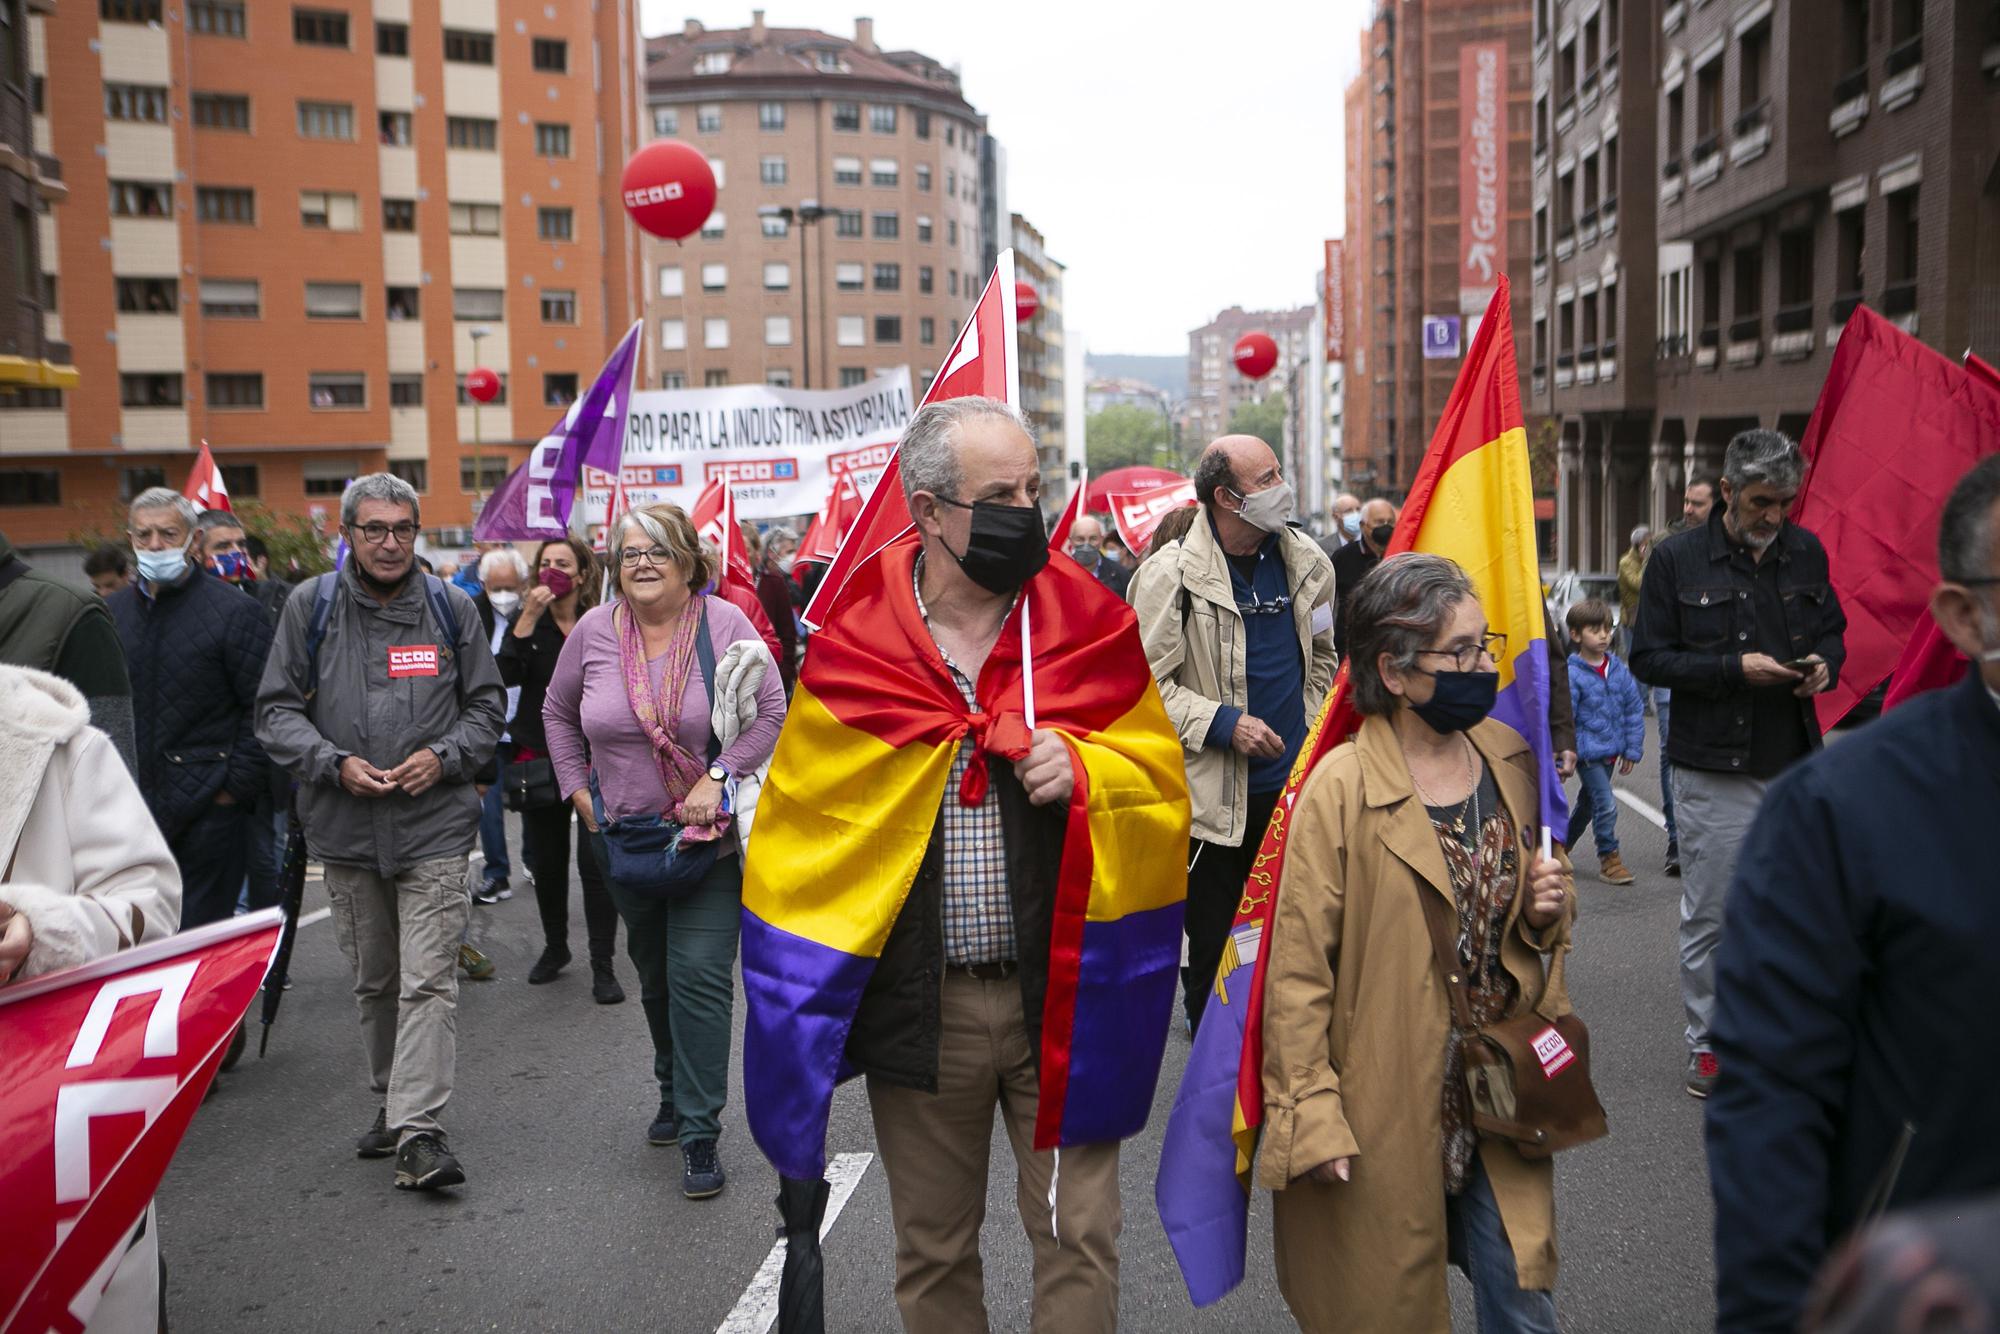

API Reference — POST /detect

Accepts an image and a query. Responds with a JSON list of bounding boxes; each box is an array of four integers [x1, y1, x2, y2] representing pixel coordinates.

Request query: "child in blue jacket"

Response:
[[1565, 598, 1645, 884]]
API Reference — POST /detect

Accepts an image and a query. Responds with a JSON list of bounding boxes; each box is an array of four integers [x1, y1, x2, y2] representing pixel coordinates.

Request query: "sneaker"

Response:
[[591, 959, 626, 1005], [682, 1138, 725, 1199], [527, 944, 571, 986], [393, 1133, 465, 1191], [1686, 1051, 1720, 1100], [457, 943, 495, 981], [472, 878, 510, 905], [647, 1100, 679, 1147], [1598, 852, 1636, 885], [356, 1107, 397, 1159], [1664, 843, 1682, 877]]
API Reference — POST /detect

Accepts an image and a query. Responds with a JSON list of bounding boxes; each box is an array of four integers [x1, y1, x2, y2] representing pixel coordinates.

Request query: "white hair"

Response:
[[897, 396, 1036, 505], [128, 487, 198, 530], [340, 471, 421, 527], [478, 547, 529, 583]]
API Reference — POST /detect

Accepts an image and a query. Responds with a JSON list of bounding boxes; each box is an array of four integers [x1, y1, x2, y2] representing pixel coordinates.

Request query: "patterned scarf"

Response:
[[615, 595, 708, 807]]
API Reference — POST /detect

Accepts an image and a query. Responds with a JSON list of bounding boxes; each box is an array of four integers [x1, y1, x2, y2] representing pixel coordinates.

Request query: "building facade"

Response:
[[1182, 304, 1314, 447], [642, 14, 996, 397], [1011, 211, 1068, 507], [0, 0, 644, 550], [1340, 52, 1376, 494], [1, 0, 73, 432]]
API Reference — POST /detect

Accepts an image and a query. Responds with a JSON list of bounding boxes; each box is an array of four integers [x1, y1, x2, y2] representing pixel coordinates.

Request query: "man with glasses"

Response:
[[1630, 431, 1846, 1100], [257, 473, 504, 1192], [107, 488, 274, 930], [1133, 434, 1336, 1032]]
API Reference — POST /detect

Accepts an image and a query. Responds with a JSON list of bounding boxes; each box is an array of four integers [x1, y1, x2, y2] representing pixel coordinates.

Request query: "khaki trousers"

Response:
[[866, 971, 1122, 1334], [323, 856, 468, 1142]]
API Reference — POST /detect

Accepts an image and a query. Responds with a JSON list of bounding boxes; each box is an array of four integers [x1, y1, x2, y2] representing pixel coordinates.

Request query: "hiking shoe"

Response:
[[682, 1138, 725, 1199], [1686, 1051, 1720, 1100], [393, 1133, 465, 1191], [591, 959, 626, 1005], [527, 944, 571, 986], [647, 1100, 679, 1147], [1599, 852, 1636, 885], [356, 1107, 397, 1159], [457, 943, 495, 981], [472, 878, 511, 905]]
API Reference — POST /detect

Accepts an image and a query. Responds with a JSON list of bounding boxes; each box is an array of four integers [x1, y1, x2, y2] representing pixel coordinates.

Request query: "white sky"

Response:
[[638, 1, 1372, 356]]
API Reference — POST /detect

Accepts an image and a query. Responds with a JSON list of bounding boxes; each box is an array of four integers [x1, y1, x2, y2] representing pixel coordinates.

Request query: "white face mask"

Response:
[[1231, 480, 1296, 534], [487, 590, 521, 617], [134, 542, 190, 585]]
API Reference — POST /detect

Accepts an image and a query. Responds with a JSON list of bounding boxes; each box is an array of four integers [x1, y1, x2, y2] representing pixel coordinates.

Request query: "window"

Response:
[[1740, 22, 1771, 110], [100, 0, 162, 20], [916, 164, 932, 193], [704, 369, 729, 387], [196, 186, 254, 224], [949, 270, 959, 296], [763, 262, 790, 290], [310, 372, 366, 409], [453, 288, 505, 321], [118, 468, 169, 503], [761, 213, 789, 238], [390, 374, 424, 406], [298, 467, 345, 497], [1701, 256, 1721, 331], [383, 198, 416, 231], [0, 470, 60, 506], [447, 117, 498, 150], [919, 266, 934, 294], [293, 8, 347, 47], [920, 316, 936, 345], [871, 158, 899, 188], [190, 93, 250, 130], [189, 1, 245, 36], [835, 209, 863, 238], [869, 104, 897, 134], [199, 278, 259, 318], [110, 180, 173, 218], [834, 102, 861, 132], [693, 50, 732, 75], [873, 263, 901, 292], [459, 459, 509, 491], [378, 110, 412, 146], [700, 210, 724, 240], [537, 207, 574, 242], [654, 107, 679, 136], [759, 101, 786, 131], [1695, 57, 1722, 148], [834, 156, 863, 187], [541, 289, 577, 323], [1776, 228, 1813, 323], [707, 158, 727, 189], [1836, 207, 1866, 299], [300, 190, 358, 230], [543, 373, 579, 407], [1733, 242, 1763, 321], [389, 460, 428, 492], [765, 369, 794, 388], [661, 371, 687, 389], [946, 170, 955, 197], [104, 84, 169, 124], [945, 125, 955, 146], [696, 104, 722, 133], [455, 373, 507, 405], [217, 464, 259, 498], [915, 110, 930, 140], [206, 373, 264, 409], [703, 317, 729, 349], [835, 316, 864, 347], [760, 155, 788, 185], [449, 202, 501, 236], [701, 262, 727, 292], [660, 318, 686, 350], [120, 373, 184, 408], [946, 218, 958, 245], [874, 315, 902, 344], [917, 215, 933, 243], [443, 29, 494, 64], [385, 286, 418, 320], [873, 212, 900, 240], [532, 38, 567, 73], [1887, 185, 1920, 296], [115, 277, 178, 314], [305, 281, 363, 319], [535, 123, 571, 157], [297, 101, 355, 141], [765, 316, 793, 346], [1666, 86, 1685, 162], [658, 266, 684, 298], [839, 367, 866, 387], [376, 21, 408, 56], [835, 262, 864, 292]]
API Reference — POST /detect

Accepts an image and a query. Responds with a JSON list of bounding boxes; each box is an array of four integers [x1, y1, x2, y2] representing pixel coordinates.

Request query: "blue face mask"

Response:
[[1411, 669, 1499, 734], [210, 549, 253, 583], [135, 543, 190, 585], [1341, 511, 1362, 539]]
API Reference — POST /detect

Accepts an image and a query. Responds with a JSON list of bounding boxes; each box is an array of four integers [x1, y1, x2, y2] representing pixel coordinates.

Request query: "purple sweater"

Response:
[[542, 597, 786, 824]]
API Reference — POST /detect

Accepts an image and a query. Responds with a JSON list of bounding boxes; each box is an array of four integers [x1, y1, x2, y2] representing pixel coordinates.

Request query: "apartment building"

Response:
[[0, 0, 643, 550], [1341, 51, 1376, 494], [641, 14, 996, 395], [1182, 304, 1314, 448], [1, 0, 73, 434], [1012, 211, 1069, 507]]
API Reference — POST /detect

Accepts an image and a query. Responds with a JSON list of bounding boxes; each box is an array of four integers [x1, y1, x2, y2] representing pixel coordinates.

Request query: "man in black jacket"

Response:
[[1630, 430, 1845, 1100], [1705, 454, 2000, 1333], [109, 489, 274, 929]]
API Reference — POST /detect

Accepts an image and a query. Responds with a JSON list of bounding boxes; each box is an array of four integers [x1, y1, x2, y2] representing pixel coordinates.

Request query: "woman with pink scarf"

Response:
[[542, 504, 786, 1201]]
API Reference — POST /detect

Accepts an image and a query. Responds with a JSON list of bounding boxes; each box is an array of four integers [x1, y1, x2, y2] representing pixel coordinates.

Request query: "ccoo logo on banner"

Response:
[[0, 912, 281, 1332]]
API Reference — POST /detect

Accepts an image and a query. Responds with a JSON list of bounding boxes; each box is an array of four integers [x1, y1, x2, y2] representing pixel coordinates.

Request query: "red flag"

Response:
[[690, 478, 757, 591], [1880, 611, 1969, 712], [1793, 305, 2000, 728], [594, 467, 630, 554], [1966, 350, 2000, 395], [0, 913, 281, 1331], [800, 471, 863, 564], [1107, 481, 1197, 555], [182, 442, 231, 513], [1047, 466, 1088, 549], [801, 250, 1023, 628]]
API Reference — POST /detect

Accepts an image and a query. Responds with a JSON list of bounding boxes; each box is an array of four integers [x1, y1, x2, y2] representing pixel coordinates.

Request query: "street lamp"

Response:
[[757, 200, 826, 388], [468, 325, 490, 506]]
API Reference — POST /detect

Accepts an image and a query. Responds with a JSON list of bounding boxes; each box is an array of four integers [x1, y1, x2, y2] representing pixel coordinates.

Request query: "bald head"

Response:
[[1193, 435, 1279, 508], [1361, 498, 1398, 554], [1070, 515, 1105, 545]]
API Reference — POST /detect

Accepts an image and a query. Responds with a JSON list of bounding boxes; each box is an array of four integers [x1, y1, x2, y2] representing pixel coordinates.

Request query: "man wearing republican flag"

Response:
[[739, 397, 1189, 1332]]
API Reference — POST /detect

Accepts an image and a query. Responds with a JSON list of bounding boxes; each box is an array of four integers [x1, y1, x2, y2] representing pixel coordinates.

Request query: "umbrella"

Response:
[[256, 794, 310, 1058], [776, 1174, 831, 1334], [1082, 465, 1183, 514]]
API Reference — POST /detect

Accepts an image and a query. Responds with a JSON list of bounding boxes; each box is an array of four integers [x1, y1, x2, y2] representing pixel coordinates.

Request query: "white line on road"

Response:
[[1614, 787, 1668, 830], [716, 1151, 874, 1334], [298, 907, 331, 928]]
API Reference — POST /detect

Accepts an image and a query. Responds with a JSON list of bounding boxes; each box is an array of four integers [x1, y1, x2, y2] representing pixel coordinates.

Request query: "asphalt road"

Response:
[[158, 717, 1717, 1332]]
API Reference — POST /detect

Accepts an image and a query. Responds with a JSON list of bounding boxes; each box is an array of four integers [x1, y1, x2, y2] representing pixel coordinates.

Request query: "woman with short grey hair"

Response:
[[1256, 551, 1579, 1333]]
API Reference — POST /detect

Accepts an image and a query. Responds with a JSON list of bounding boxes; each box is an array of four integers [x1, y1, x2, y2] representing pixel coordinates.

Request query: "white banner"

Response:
[[579, 370, 915, 531]]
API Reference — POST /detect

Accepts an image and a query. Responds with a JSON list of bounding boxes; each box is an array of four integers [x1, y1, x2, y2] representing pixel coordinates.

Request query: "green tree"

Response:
[[1228, 392, 1287, 453], [1084, 403, 1175, 474], [232, 500, 336, 577]]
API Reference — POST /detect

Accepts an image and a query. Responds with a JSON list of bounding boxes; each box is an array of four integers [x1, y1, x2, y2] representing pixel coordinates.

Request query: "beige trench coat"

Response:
[[1256, 714, 1578, 1334]]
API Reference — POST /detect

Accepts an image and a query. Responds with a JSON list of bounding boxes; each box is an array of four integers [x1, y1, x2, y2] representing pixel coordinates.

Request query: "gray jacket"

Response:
[[255, 567, 504, 876]]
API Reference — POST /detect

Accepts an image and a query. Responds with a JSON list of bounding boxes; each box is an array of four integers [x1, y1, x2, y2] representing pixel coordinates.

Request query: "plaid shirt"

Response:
[[913, 558, 1016, 965]]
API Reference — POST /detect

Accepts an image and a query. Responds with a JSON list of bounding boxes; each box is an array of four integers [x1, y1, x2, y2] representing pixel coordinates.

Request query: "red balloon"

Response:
[[466, 367, 501, 404], [1232, 331, 1279, 379], [1015, 281, 1040, 323], [620, 139, 718, 242]]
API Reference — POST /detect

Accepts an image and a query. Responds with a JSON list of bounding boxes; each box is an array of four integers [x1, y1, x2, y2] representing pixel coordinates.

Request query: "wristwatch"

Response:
[[708, 762, 729, 783]]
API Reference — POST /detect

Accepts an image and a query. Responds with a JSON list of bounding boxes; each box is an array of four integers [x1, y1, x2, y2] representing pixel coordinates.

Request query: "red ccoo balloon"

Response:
[[1015, 281, 1040, 323], [466, 367, 501, 404], [1232, 331, 1279, 379], [620, 140, 718, 242]]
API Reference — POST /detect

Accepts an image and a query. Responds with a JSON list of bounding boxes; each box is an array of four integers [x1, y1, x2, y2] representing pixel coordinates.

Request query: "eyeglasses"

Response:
[[127, 526, 188, 546], [618, 546, 675, 568], [352, 522, 419, 546], [1240, 591, 1293, 617], [1414, 631, 1507, 673]]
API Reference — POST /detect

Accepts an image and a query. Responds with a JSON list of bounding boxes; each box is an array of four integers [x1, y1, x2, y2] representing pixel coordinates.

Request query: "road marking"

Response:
[[298, 908, 331, 928], [1614, 788, 1668, 830], [715, 1151, 874, 1334]]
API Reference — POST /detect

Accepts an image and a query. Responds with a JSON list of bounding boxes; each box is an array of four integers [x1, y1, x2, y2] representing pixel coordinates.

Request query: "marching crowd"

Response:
[[0, 404, 1997, 1333]]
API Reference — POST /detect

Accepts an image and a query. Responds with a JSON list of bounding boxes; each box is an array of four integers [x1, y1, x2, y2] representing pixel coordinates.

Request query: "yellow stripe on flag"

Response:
[[1410, 426, 1545, 690], [1076, 688, 1193, 922]]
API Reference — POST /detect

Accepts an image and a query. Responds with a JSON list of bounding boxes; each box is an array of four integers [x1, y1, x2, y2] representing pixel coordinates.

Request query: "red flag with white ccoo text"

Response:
[[1108, 481, 1198, 555], [0, 912, 282, 1331], [182, 442, 231, 513], [690, 478, 758, 591]]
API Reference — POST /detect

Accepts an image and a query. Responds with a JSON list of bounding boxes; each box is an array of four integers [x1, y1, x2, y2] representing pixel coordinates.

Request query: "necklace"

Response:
[[1411, 736, 1481, 841]]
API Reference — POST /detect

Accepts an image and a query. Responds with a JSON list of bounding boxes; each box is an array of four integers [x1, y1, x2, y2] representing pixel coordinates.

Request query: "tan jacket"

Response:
[[1256, 714, 1576, 1334], [1130, 512, 1336, 845]]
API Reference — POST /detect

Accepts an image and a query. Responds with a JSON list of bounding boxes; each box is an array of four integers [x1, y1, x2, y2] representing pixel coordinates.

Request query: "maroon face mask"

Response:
[[539, 567, 574, 599]]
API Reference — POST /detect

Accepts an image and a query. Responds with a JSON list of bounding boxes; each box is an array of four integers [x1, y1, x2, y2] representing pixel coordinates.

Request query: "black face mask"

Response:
[[933, 496, 1049, 594], [1369, 523, 1396, 550], [1410, 668, 1499, 734]]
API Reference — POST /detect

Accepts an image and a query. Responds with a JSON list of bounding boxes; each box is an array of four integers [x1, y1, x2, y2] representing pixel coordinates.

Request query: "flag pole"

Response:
[[1020, 598, 1037, 730]]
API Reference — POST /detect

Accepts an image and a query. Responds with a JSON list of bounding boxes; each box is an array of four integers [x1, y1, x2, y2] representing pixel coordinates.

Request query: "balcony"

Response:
[[1730, 102, 1772, 165], [1882, 37, 1925, 111], [1656, 333, 1691, 360], [1773, 304, 1815, 359], [1556, 226, 1577, 261], [1533, 257, 1550, 288], [1696, 326, 1720, 370], [1663, 1, 1686, 35], [1660, 158, 1684, 205], [1555, 352, 1576, 389], [1689, 136, 1723, 188], [1830, 66, 1870, 136], [1601, 195, 1619, 238], [1831, 291, 1865, 326], [1577, 344, 1599, 385], [1727, 317, 1764, 367]]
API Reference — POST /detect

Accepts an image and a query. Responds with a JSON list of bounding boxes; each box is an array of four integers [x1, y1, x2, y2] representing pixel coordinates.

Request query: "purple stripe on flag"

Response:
[[740, 909, 877, 1183], [1494, 645, 1571, 831], [549, 323, 640, 526], [1056, 902, 1183, 1146]]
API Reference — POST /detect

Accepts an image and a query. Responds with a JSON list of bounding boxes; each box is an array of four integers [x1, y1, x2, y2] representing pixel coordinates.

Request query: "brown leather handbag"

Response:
[[1417, 886, 1609, 1159]]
